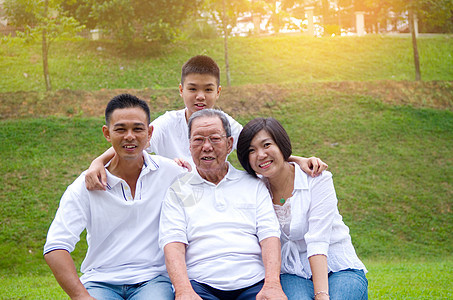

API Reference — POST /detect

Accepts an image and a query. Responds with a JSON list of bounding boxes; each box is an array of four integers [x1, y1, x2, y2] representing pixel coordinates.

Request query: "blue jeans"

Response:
[[281, 269, 368, 300], [84, 275, 174, 300], [190, 279, 264, 300]]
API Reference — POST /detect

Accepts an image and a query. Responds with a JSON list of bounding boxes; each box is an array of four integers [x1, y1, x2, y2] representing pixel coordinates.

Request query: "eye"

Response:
[[248, 148, 255, 154], [134, 127, 145, 132], [115, 128, 125, 132], [210, 136, 221, 143], [264, 142, 271, 148]]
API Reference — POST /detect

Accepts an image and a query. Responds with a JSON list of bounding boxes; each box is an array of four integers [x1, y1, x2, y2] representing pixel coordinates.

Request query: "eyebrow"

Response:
[[186, 82, 216, 87], [113, 122, 146, 127]]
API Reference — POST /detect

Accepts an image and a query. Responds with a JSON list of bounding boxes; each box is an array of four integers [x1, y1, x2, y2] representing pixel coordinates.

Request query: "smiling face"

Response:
[[102, 107, 152, 161], [248, 129, 286, 180], [180, 73, 221, 121], [189, 116, 233, 181]]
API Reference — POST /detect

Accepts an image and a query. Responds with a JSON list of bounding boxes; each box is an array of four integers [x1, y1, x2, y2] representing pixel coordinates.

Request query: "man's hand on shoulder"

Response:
[[256, 281, 287, 300]]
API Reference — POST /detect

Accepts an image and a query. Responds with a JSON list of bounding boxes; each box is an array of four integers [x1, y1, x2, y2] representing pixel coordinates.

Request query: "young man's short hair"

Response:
[[181, 55, 220, 87], [105, 94, 151, 126]]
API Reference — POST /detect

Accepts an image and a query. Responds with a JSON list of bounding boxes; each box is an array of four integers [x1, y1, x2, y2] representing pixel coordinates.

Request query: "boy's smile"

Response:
[[180, 73, 221, 121]]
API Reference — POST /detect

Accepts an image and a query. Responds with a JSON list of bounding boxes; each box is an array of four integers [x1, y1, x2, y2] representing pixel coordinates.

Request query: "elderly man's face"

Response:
[[189, 116, 233, 177]]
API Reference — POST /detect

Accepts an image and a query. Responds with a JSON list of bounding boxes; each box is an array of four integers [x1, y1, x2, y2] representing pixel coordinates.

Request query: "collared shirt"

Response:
[[269, 164, 367, 279], [159, 163, 281, 290], [44, 152, 186, 284], [147, 108, 243, 166]]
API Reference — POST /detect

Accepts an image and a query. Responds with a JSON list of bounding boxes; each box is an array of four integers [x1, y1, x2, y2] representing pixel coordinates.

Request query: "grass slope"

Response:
[[1, 35, 452, 92]]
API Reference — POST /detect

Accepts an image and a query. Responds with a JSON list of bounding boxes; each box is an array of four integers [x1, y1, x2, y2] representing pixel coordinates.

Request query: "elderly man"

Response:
[[44, 94, 185, 299], [159, 109, 287, 300]]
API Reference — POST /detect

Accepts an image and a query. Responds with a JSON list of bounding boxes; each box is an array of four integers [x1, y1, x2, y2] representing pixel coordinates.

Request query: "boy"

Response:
[[85, 55, 326, 190]]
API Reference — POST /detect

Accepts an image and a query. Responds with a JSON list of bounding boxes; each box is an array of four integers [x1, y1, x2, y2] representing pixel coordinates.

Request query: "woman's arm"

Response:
[[309, 254, 330, 300]]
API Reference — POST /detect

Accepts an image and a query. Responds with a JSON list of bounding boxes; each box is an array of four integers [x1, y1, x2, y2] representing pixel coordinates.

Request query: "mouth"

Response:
[[259, 161, 272, 169], [201, 156, 215, 161], [195, 103, 206, 109], [123, 144, 138, 150]]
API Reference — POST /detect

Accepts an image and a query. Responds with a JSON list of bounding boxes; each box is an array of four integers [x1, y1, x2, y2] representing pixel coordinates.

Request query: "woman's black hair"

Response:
[[237, 117, 292, 177]]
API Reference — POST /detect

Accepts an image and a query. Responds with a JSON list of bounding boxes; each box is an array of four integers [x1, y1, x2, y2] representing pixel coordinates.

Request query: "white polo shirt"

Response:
[[159, 163, 281, 290], [147, 108, 243, 166], [44, 152, 186, 285]]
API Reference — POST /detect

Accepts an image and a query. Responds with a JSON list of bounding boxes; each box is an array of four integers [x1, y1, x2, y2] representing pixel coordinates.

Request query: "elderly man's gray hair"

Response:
[[187, 109, 232, 138]]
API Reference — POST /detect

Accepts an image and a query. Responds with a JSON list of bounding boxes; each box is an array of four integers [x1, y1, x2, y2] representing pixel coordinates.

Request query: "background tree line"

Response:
[[2, 0, 452, 90]]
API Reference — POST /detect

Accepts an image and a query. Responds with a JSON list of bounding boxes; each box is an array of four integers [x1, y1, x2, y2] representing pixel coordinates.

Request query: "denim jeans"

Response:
[[84, 275, 174, 300], [281, 269, 368, 300], [190, 279, 264, 300]]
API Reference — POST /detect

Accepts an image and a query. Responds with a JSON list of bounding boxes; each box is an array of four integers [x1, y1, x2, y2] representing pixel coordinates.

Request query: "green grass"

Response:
[[1, 34, 452, 297], [1, 259, 451, 299], [1, 34, 452, 92]]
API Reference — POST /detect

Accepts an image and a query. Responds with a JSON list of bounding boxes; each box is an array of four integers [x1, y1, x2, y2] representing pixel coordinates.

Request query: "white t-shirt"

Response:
[[270, 165, 367, 279], [147, 108, 243, 166], [44, 153, 186, 284], [159, 163, 281, 290]]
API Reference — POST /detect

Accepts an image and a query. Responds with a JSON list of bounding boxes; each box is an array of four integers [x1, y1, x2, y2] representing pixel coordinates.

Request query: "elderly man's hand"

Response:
[[175, 290, 203, 300], [256, 281, 287, 300]]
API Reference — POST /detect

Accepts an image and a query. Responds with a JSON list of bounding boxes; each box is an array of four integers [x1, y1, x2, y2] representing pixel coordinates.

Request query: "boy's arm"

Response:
[[85, 147, 115, 191], [44, 250, 95, 300], [164, 242, 202, 300], [288, 156, 328, 177], [256, 237, 287, 300]]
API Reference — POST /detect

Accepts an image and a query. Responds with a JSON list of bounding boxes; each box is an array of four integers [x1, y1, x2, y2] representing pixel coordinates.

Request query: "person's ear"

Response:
[[226, 136, 233, 153], [179, 83, 184, 97], [216, 85, 222, 99], [102, 125, 111, 142], [148, 125, 154, 142]]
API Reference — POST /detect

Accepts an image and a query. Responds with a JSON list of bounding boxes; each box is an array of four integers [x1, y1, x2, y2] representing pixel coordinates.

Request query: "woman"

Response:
[[237, 118, 368, 300]]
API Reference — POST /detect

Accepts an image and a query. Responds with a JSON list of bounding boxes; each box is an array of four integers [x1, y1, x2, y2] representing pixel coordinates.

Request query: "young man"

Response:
[[43, 94, 186, 299], [85, 55, 327, 190]]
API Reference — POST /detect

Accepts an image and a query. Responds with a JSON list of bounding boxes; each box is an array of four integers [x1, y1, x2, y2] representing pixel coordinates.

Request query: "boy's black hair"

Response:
[[181, 55, 220, 87]]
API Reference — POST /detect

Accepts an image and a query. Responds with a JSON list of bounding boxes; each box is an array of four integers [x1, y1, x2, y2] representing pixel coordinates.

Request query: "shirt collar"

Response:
[[104, 151, 158, 189], [190, 162, 241, 185], [290, 162, 309, 190]]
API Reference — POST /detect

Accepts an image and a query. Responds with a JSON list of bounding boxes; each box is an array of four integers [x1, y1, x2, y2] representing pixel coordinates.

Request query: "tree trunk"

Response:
[[222, 0, 231, 87], [42, 0, 52, 91], [409, 9, 421, 81]]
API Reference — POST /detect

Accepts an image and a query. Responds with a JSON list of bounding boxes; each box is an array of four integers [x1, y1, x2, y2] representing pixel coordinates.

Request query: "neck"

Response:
[[197, 163, 229, 185], [107, 155, 144, 197], [268, 162, 294, 205]]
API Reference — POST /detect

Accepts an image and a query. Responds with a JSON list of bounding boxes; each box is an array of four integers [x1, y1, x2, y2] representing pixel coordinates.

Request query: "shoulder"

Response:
[[147, 154, 187, 174], [151, 109, 185, 127]]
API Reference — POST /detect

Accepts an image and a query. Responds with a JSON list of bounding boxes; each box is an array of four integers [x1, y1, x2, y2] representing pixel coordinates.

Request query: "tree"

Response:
[[206, 0, 248, 86], [60, 0, 203, 44], [5, 0, 84, 91]]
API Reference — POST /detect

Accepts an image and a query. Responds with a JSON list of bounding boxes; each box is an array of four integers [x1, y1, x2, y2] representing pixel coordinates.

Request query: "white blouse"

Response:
[[269, 164, 367, 279]]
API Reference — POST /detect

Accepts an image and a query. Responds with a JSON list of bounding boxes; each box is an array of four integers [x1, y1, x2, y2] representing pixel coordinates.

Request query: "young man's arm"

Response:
[[256, 237, 287, 300], [164, 242, 202, 300], [44, 250, 95, 300], [288, 156, 328, 177], [85, 147, 115, 191]]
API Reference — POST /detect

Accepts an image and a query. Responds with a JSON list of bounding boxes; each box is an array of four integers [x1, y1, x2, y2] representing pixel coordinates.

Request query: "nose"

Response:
[[201, 138, 213, 151], [257, 148, 266, 159], [196, 91, 205, 100], [124, 129, 135, 140]]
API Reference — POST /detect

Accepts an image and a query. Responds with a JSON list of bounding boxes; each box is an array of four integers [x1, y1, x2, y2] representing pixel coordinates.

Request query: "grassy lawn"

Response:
[[1, 259, 451, 299], [1, 34, 452, 298], [1, 34, 452, 92]]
